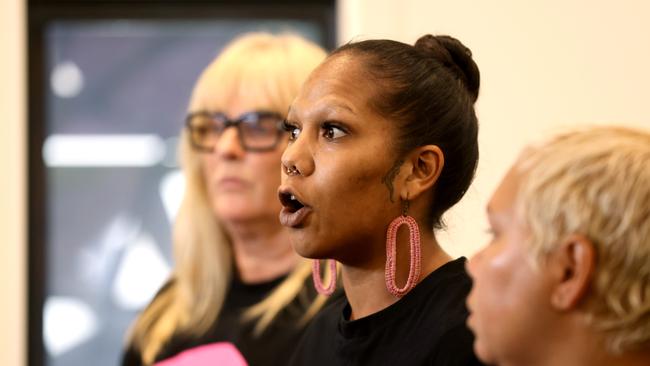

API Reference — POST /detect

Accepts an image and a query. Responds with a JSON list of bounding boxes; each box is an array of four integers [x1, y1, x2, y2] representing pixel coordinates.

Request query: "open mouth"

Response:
[[278, 189, 312, 228], [279, 190, 306, 213]]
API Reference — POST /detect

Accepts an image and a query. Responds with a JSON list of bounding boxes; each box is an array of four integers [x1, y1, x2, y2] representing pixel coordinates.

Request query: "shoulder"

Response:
[[411, 258, 472, 319], [391, 258, 476, 359], [304, 290, 346, 334], [418, 259, 483, 365], [429, 324, 484, 366]]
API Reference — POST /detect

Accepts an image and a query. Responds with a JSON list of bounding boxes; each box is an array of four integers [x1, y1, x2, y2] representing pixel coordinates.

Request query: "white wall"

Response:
[[0, 0, 26, 364], [1, 1, 650, 363], [338, 0, 650, 257]]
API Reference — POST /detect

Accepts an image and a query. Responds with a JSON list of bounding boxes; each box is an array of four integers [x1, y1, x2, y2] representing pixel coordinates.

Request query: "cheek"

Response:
[[255, 156, 281, 183], [199, 156, 219, 199], [468, 253, 512, 363], [470, 248, 511, 314], [309, 156, 393, 256], [471, 244, 548, 363], [249, 154, 283, 200], [199, 154, 216, 179], [318, 156, 390, 218], [475, 247, 527, 314]]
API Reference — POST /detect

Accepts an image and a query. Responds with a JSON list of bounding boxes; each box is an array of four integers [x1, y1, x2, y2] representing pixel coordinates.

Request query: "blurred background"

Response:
[[1, 0, 649, 365]]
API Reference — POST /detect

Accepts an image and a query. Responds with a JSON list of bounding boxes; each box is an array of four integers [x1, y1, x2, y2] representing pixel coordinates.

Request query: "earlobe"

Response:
[[400, 145, 445, 200], [549, 235, 596, 310]]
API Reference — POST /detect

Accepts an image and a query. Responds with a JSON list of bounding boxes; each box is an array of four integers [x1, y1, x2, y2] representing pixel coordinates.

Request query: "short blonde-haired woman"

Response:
[[121, 32, 327, 366], [467, 126, 650, 366]]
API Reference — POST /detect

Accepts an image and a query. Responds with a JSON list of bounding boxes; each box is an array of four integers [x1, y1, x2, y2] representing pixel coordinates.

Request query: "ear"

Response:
[[399, 145, 445, 200], [547, 234, 596, 311]]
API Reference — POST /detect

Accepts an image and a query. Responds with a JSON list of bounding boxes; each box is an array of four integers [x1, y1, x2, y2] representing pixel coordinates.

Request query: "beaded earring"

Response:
[[312, 259, 337, 296], [384, 197, 421, 297]]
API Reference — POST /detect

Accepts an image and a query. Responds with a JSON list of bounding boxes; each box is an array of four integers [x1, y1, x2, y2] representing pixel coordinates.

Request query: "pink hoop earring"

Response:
[[385, 200, 421, 298], [312, 259, 337, 296]]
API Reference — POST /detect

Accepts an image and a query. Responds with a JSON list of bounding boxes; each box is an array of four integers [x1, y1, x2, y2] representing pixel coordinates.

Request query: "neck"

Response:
[[223, 217, 299, 284], [516, 320, 650, 366], [539, 344, 650, 366], [341, 227, 451, 320]]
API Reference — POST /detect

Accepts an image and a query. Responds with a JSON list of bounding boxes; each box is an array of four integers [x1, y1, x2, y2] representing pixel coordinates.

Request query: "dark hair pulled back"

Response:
[[332, 34, 480, 229]]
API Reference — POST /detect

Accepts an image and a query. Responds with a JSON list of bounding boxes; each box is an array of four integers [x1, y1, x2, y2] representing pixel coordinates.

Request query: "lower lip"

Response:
[[279, 206, 312, 228], [218, 179, 247, 190]]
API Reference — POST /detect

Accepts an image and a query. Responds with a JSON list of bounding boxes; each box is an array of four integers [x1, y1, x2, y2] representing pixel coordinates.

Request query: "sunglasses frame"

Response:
[[185, 110, 286, 152]]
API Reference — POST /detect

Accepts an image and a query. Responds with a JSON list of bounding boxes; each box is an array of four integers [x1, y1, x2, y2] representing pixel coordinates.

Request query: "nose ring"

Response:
[[285, 165, 299, 176]]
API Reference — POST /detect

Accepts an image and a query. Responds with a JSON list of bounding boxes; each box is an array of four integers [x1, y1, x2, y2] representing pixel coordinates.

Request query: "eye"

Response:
[[282, 120, 301, 142], [321, 122, 347, 140], [484, 227, 499, 243]]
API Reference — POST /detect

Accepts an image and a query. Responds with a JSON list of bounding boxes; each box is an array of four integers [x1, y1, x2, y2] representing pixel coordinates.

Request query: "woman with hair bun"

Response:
[[280, 34, 483, 365]]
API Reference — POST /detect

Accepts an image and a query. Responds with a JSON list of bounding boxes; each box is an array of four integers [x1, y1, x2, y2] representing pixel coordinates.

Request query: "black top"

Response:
[[289, 258, 484, 366], [122, 273, 322, 366]]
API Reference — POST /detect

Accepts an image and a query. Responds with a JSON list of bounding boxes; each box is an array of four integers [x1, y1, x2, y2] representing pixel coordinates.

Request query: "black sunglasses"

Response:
[[185, 110, 286, 152]]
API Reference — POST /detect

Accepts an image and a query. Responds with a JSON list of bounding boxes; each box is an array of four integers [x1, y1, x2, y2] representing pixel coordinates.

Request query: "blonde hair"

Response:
[[515, 126, 650, 354], [126, 32, 327, 364]]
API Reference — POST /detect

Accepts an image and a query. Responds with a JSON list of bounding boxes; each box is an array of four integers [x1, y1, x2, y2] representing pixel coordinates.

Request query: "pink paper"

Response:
[[154, 342, 248, 366]]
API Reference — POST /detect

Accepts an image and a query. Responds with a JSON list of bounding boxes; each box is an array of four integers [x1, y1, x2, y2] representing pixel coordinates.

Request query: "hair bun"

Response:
[[414, 34, 480, 102]]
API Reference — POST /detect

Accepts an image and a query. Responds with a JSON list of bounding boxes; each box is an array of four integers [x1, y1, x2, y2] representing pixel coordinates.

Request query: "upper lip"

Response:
[[278, 186, 310, 211], [465, 296, 474, 314]]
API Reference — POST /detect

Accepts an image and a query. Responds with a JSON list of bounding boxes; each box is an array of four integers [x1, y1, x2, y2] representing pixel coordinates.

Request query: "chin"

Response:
[[217, 209, 257, 223], [214, 201, 253, 220], [289, 231, 329, 259], [289, 233, 316, 258], [473, 340, 496, 365]]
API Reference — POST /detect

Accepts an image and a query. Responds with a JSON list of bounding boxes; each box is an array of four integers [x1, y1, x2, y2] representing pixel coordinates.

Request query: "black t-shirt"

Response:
[[289, 258, 484, 366], [122, 274, 321, 366]]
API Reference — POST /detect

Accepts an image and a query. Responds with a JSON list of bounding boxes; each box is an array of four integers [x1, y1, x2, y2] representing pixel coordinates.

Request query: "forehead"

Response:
[[189, 68, 281, 117], [290, 53, 375, 118], [488, 165, 523, 217], [191, 86, 276, 115]]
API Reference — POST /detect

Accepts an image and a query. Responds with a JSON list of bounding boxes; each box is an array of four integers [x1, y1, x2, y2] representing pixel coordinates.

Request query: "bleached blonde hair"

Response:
[[126, 32, 327, 365], [515, 126, 650, 354]]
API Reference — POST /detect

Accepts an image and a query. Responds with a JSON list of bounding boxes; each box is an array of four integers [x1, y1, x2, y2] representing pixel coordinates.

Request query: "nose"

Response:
[[465, 250, 482, 280], [281, 132, 314, 178], [214, 127, 245, 159]]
